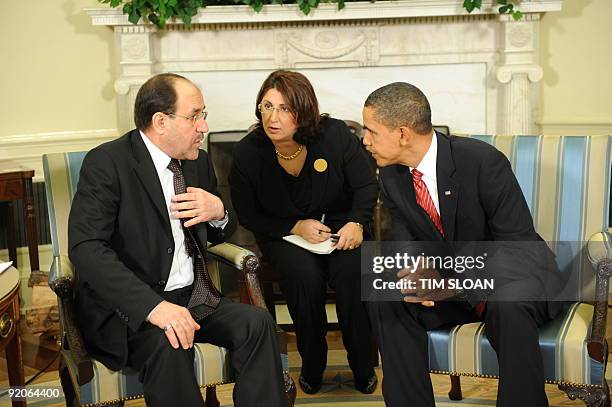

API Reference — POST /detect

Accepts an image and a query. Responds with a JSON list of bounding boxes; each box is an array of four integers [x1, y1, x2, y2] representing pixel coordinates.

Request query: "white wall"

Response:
[[539, 0, 612, 135], [1, 0, 118, 137]]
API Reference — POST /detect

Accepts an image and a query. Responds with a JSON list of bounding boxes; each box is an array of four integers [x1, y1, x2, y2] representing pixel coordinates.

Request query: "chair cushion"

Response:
[[428, 302, 604, 386], [65, 343, 231, 405]]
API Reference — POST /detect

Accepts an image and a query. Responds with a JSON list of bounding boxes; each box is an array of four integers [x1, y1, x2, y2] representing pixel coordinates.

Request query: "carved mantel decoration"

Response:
[[87, 0, 564, 135]]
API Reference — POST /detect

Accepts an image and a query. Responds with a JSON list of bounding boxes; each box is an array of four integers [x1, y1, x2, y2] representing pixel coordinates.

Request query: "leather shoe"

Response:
[[299, 375, 322, 394], [354, 373, 378, 394]]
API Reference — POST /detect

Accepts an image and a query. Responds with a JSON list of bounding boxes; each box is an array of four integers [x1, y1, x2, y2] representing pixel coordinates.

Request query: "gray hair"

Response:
[[364, 82, 432, 135]]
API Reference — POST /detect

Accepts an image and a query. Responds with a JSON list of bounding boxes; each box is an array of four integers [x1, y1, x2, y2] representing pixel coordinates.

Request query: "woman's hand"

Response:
[[334, 222, 363, 250], [291, 219, 331, 243]]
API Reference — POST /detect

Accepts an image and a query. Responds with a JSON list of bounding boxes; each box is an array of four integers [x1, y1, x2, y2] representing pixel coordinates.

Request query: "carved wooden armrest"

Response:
[[586, 232, 612, 363], [49, 255, 94, 385], [49, 255, 74, 299], [206, 242, 268, 310]]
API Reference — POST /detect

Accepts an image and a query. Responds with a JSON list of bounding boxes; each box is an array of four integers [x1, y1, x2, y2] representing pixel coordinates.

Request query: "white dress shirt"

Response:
[[410, 132, 440, 215], [140, 131, 227, 292]]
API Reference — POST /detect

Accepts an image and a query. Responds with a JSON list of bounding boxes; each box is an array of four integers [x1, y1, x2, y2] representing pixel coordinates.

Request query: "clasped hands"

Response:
[[397, 256, 456, 307], [170, 187, 225, 227], [291, 219, 362, 250]]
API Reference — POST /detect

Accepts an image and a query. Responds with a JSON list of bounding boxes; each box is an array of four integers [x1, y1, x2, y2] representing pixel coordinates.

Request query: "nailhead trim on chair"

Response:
[[429, 370, 606, 389], [74, 372, 293, 406], [76, 381, 233, 406]]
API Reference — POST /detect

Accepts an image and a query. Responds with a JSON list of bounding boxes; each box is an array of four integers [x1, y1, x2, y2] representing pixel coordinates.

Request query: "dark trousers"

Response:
[[127, 287, 287, 407], [367, 294, 557, 407], [262, 240, 377, 384]]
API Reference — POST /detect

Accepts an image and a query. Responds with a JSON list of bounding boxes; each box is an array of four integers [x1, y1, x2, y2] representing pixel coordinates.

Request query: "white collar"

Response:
[[411, 132, 437, 180], [140, 130, 173, 175]]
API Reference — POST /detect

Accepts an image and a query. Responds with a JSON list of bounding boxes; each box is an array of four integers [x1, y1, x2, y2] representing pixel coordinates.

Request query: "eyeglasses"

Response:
[[165, 111, 208, 126], [258, 102, 292, 116]]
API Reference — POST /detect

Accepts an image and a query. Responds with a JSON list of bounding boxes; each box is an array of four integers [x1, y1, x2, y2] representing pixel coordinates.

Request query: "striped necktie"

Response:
[[411, 169, 444, 236]]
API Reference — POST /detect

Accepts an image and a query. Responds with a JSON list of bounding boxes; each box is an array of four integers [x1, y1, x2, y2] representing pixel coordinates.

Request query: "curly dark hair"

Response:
[[254, 70, 323, 145]]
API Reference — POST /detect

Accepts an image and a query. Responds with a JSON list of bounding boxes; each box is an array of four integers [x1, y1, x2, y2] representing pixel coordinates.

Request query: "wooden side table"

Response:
[[0, 162, 39, 276], [0, 266, 26, 407]]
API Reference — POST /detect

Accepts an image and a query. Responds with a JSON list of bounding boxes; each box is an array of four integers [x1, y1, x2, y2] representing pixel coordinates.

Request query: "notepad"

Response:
[[0, 261, 13, 275], [282, 235, 336, 254]]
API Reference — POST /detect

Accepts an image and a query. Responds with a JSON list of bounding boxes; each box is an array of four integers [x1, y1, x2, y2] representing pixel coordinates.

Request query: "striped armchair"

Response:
[[43, 152, 296, 407], [377, 135, 612, 406]]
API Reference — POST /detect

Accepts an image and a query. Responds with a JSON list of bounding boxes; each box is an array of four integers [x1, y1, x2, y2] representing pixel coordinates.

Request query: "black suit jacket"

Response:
[[229, 117, 378, 242], [380, 132, 562, 306], [68, 130, 236, 370]]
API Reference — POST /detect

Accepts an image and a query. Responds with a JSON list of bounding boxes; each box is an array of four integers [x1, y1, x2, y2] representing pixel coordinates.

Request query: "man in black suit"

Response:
[[68, 73, 287, 407], [361, 82, 562, 406]]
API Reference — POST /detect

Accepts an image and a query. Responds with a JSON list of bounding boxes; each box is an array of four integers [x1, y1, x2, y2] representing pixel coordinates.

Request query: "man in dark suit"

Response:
[[361, 82, 562, 406], [68, 73, 287, 407]]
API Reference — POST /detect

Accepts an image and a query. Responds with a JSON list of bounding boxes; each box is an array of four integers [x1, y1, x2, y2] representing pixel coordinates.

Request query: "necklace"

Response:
[[275, 144, 304, 160]]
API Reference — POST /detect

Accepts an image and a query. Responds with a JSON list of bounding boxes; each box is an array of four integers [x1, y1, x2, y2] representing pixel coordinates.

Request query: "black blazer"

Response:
[[68, 130, 236, 370], [380, 132, 562, 306], [229, 117, 378, 242]]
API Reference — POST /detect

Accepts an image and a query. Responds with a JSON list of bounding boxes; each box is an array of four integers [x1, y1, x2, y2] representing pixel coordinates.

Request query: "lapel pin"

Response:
[[445, 190, 451, 196], [314, 158, 328, 173]]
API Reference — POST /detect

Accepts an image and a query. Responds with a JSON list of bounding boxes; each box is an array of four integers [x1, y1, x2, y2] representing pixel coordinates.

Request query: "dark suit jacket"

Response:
[[229, 117, 378, 243], [380, 132, 562, 307], [68, 129, 236, 370]]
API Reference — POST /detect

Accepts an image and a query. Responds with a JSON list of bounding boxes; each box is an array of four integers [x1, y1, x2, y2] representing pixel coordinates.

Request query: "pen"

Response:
[[317, 214, 328, 236]]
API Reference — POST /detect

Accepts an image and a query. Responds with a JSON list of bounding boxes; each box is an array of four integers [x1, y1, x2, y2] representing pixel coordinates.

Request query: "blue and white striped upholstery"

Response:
[[62, 343, 231, 405], [464, 135, 610, 243], [427, 135, 611, 386], [429, 302, 603, 385], [43, 152, 236, 405]]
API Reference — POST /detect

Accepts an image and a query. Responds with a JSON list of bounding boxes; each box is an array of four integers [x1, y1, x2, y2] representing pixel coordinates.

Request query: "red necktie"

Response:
[[474, 301, 486, 318], [411, 169, 444, 236], [412, 169, 486, 316]]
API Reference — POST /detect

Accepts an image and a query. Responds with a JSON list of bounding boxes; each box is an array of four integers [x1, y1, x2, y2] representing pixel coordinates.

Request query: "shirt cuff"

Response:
[[146, 301, 163, 322], [208, 210, 229, 229]]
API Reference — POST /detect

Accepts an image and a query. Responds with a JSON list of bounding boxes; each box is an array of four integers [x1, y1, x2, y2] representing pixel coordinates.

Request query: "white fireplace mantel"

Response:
[[86, 1, 562, 25], [85, 0, 563, 26], [86, 0, 564, 136]]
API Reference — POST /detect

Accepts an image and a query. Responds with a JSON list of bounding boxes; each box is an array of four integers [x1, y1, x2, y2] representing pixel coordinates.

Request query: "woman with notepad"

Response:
[[229, 70, 379, 396]]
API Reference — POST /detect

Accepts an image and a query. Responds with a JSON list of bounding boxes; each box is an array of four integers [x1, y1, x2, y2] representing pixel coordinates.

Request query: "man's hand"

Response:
[[291, 219, 331, 243], [170, 187, 225, 227], [397, 257, 456, 307], [148, 301, 201, 349], [333, 222, 363, 250]]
